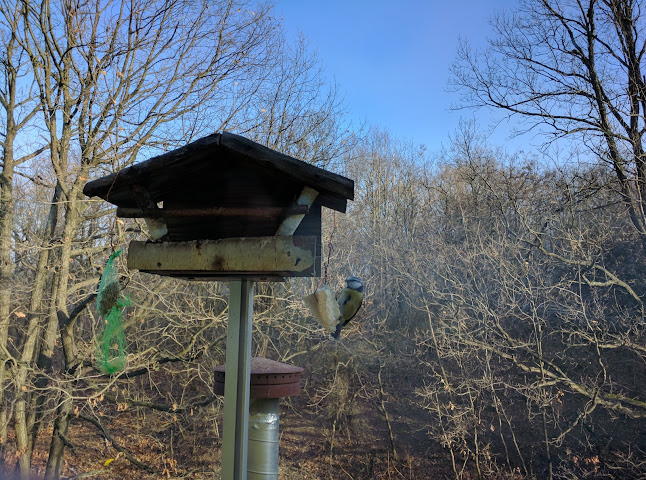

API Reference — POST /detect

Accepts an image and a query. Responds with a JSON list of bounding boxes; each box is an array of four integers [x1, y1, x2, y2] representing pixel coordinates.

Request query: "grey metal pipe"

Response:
[[221, 280, 254, 480], [247, 398, 280, 480]]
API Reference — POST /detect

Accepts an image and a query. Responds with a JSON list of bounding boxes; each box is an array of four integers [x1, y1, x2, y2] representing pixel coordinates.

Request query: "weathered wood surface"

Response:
[[127, 236, 318, 277], [130, 185, 168, 240], [116, 205, 310, 219], [83, 133, 221, 200], [219, 133, 353, 208], [276, 186, 319, 236], [83, 132, 353, 213]]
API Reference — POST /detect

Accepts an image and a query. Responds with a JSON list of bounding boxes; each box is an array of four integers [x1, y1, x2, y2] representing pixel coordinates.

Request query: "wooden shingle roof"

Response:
[[83, 132, 354, 242]]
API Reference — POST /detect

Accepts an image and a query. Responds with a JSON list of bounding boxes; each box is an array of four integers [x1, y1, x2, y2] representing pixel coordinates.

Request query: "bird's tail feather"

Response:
[[331, 323, 342, 340]]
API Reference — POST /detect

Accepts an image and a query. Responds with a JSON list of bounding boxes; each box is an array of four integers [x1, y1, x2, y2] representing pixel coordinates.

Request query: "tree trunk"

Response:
[[44, 182, 86, 480], [0, 129, 15, 464], [44, 399, 74, 480], [13, 183, 62, 480]]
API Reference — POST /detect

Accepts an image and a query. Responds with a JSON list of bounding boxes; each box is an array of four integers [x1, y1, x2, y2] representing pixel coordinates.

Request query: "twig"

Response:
[[77, 415, 157, 473], [378, 362, 399, 461], [101, 393, 217, 414], [64, 469, 109, 479]]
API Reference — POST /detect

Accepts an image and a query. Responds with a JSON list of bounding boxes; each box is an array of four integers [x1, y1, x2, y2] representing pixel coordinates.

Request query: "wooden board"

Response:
[[127, 236, 318, 278]]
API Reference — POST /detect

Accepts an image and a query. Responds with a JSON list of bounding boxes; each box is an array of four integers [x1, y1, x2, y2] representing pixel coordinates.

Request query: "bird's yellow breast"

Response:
[[338, 288, 363, 323]]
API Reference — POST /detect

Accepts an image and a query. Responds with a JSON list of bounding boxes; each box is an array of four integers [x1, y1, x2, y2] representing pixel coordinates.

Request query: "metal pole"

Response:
[[247, 398, 280, 480], [222, 279, 254, 480]]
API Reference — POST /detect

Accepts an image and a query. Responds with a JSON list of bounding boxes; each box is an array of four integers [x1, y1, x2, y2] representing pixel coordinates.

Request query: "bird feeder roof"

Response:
[[83, 132, 353, 242]]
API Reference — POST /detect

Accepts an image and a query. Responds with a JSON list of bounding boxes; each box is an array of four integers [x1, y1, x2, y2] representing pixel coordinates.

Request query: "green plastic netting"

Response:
[[96, 249, 130, 374]]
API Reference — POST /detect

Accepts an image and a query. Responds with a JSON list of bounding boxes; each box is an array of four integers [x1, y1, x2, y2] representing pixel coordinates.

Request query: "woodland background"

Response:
[[1, 0, 646, 479]]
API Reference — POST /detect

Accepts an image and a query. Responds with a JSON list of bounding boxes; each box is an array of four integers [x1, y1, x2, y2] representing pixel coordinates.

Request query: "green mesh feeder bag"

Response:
[[96, 249, 130, 374]]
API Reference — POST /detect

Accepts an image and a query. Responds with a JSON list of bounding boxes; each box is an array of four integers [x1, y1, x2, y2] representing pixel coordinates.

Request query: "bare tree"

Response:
[[0, 0, 45, 466], [245, 33, 354, 169], [452, 0, 646, 252], [0, 0, 368, 478], [401, 127, 646, 478], [0, 0, 283, 478]]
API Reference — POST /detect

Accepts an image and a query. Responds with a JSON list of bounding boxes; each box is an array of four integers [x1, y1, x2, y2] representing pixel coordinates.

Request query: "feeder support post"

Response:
[[222, 279, 254, 480]]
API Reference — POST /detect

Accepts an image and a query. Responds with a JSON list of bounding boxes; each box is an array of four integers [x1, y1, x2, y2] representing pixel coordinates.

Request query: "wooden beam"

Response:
[[127, 236, 317, 276], [143, 273, 287, 282], [130, 185, 168, 240], [276, 187, 319, 236], [116, 205, 309, 219]]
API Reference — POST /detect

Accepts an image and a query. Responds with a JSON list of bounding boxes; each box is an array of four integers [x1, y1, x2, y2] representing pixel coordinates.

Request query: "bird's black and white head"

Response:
[[345, 275, 363, 293]]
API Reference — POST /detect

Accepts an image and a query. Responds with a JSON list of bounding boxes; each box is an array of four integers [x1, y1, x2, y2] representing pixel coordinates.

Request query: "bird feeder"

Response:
[[83, 132, 354, 480]]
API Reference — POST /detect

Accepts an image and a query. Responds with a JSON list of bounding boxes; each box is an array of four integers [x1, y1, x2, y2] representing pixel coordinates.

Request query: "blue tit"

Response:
[[332, 276, 364, 340]]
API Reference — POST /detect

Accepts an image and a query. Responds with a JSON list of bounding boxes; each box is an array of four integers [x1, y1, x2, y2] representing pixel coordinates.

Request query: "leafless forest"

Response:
[[1, 0, 646, 479]]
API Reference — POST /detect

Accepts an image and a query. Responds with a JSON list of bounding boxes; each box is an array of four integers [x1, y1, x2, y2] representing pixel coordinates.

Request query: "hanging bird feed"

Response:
[[303, 285, 340, 333], [96, 249, 130, 374]]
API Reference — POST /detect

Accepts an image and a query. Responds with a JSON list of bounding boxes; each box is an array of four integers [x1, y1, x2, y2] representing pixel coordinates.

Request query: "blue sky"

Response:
[[275, 0, 524, 152]]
